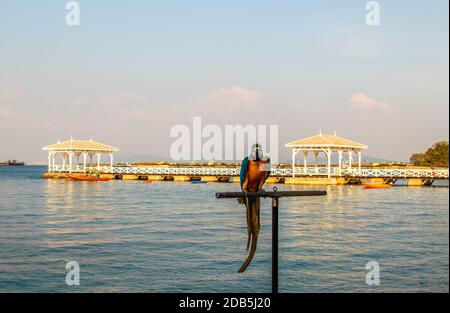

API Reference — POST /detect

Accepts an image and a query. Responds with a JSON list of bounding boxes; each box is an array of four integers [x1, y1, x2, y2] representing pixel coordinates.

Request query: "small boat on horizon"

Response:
[[0, 160, 25, 167], [67, 174, 112, 182]]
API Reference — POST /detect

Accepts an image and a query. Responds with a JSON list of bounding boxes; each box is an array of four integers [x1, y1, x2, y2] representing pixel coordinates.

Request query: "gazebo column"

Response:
[[292, 149, 295, 177], [68, 151, 74, 173], [62, 153, 67, 169], [348, 151, 353, 171], [52, 153, 56, 171], [48, 152, 52, 173], [291, 149, 296, 178], [76, 153, 81, 170], [83, 152, 88, 171], [326, 149, 331, 178], [303, 151, 308, 174], [110, 153, 114, 171], [338, 150, 343, 176], [89, 153, 94, 167], [96, 152, 102, 170], [357, 151, 362, 171], [314, 151, 319, 174]]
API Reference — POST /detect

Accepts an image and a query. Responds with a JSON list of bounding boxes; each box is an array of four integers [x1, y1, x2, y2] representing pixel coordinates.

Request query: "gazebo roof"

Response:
[[285, 133, 367, 149], [43, 139, 119, 152]]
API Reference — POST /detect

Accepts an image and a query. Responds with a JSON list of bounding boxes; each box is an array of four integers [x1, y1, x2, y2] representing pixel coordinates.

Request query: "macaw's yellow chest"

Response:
[[245, 160, 270, 192]]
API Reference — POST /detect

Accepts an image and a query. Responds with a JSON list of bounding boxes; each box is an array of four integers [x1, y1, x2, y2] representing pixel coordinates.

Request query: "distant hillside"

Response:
[[359, 155, 392, 163]]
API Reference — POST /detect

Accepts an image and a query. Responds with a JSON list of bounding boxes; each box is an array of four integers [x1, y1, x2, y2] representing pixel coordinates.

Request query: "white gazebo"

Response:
[[43, 138, 119, 173], [285, 132, 368, 178]]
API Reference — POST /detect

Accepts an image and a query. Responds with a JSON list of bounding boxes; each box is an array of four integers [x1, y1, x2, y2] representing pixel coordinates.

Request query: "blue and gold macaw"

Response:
[[238, 143, 271, 273]]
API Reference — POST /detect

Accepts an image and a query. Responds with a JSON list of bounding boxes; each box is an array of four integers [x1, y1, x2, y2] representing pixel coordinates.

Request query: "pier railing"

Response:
[[342, 168, 449, 179], [50, 165, 449, 179]]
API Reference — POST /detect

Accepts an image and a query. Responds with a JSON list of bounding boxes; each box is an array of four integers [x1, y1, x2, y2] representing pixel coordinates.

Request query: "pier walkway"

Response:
[[49, 165, 449, 178], [47, 165, 449, 186]]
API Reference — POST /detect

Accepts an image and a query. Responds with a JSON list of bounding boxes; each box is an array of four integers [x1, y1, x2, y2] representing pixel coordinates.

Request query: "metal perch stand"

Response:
[[215, 187, 327, 293]]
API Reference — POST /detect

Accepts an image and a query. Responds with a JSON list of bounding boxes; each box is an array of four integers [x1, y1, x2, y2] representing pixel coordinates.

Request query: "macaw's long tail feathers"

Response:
[[246, 220, 251, 251], [245, 195, 251, 251], [239, 198, 260, 273], [238, 231, 258, 273]]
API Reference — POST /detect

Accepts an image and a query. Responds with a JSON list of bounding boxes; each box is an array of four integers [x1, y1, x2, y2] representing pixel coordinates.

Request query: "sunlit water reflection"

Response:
[[0, 166, 448, 292]]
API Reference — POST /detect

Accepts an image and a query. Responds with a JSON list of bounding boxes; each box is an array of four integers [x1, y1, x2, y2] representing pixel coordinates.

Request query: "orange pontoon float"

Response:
[[68, 174, 111, 182], [363, 183, 392, 189]]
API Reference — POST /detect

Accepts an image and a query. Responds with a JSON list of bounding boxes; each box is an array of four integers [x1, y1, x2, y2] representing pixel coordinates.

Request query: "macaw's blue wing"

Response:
[[240, 156, 249, 189]]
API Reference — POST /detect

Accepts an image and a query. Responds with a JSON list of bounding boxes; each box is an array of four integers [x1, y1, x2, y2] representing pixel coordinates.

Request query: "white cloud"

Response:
[[350, 92, 392, 113]]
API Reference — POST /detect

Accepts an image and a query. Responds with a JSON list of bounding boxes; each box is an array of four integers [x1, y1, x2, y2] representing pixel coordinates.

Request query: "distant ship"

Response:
[[0, 160, 25, 166]]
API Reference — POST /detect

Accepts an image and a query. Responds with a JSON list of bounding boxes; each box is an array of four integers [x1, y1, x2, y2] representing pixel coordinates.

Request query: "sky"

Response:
[[0, 0, 448, 164]]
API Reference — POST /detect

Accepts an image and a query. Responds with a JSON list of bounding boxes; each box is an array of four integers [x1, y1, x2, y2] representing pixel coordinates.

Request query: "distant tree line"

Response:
[[410, 141, 449, 167]]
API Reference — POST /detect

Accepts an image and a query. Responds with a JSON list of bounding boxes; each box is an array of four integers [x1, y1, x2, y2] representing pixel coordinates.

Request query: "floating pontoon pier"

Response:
[[42, 137, 449, 186]]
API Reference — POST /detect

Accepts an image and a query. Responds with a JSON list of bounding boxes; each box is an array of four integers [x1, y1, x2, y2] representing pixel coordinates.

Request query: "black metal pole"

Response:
[[215, 189, 326, 294], [272, 197, 279, 293]]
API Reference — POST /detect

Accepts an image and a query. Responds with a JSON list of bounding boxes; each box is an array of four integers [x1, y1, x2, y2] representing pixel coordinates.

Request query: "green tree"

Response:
[[410, 141, 449, 167], [410, 152, 426, 165]]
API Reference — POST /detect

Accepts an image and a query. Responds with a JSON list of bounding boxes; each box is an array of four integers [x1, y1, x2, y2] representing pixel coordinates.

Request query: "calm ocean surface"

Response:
[[0, 166, 448, 293]]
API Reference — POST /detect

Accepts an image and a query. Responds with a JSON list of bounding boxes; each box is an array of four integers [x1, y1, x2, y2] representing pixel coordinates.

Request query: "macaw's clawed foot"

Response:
[[236, 190, 248, 205]]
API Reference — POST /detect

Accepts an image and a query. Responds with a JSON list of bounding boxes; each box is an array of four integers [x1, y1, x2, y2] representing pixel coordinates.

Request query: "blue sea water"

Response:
[[0, 166, 448, 292]]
